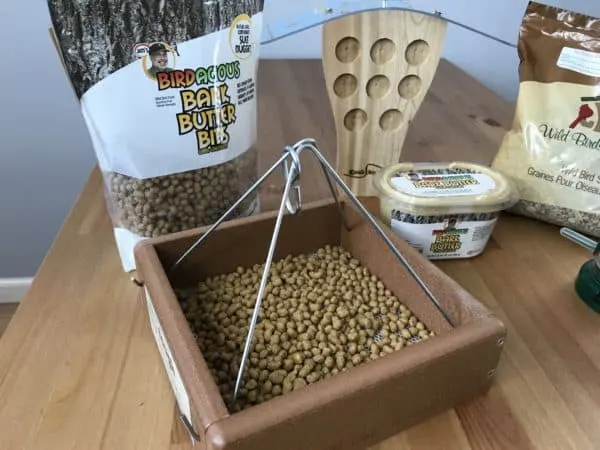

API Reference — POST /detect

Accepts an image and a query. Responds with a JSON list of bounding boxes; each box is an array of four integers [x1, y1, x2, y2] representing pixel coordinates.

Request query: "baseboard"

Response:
[[0, 278, 33, 303]]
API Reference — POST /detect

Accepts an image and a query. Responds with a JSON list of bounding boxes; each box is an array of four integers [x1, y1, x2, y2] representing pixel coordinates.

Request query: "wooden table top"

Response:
[[0, 59, 597, 450]]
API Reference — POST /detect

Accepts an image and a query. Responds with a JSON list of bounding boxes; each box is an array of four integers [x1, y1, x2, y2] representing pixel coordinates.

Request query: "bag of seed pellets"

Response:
[[492, 1, 600, 238], [47, 0, 265, 271]]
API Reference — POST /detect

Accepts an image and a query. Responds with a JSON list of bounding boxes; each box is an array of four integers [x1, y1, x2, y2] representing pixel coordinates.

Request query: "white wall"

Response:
[[0, 0, 95, 278], [1, 0, 599, 277]]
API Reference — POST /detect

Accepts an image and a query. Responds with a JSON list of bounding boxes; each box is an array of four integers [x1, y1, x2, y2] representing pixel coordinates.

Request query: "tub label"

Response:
[[390, 170, 496, 197], [145, 288, 193, 431], [391, 215, 498, 259]]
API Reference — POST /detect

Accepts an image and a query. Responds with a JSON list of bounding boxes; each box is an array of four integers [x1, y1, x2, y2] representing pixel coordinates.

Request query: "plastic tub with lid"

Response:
[[373, 162, 517, 259]]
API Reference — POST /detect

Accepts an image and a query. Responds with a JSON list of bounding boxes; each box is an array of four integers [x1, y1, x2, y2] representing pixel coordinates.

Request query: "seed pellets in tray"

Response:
[[176, 245, 435, 412], [48, 0, 266, 270]]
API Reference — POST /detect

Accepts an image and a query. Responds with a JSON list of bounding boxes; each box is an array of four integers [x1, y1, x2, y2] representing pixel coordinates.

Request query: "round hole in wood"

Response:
[[333, 74, 358, 98], [398, 75, 422, 99], [370, 38, 395, 64], [405, 39, 430, 66], [379, 109, 403, 131], [344, 109, 368, 131], [366, 75, 390, 98], [335, 37, 360, 63]]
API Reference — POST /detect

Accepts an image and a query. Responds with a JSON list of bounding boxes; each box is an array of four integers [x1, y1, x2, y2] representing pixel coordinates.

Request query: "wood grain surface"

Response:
[[0, 60, 597, 450], [322, 10, 447, 196]]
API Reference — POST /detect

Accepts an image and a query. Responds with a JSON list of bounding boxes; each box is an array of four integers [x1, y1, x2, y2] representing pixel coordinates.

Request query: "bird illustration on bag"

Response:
[[570, 97, 600, 131]]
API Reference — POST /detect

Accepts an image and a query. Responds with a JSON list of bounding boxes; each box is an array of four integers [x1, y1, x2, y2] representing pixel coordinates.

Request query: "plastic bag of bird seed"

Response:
[[492, 1, 600, 238], [48, 0, 265, 271]]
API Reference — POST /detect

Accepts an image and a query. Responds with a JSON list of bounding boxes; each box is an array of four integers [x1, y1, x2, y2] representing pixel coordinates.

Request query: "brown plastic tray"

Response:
[[134, 196, 506, 450]]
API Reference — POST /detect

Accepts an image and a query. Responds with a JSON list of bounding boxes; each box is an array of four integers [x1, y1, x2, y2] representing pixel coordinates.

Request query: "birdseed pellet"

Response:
[[48, 0, 266, 270], [510, 200, 600, 237], [492, 3, 600, 238], [176, 245, 435, 412], [107, 149, 257, 237]]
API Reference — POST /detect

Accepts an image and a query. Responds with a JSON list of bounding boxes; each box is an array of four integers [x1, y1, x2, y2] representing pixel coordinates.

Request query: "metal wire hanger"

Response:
[[170, 138, 454, 408]]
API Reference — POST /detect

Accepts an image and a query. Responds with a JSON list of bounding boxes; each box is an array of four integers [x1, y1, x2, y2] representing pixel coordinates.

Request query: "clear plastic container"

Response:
[[373, 162, 518, 259]]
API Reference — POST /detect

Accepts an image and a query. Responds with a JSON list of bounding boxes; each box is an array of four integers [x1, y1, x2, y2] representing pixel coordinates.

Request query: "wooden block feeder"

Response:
[[134, 139, 506, 450]]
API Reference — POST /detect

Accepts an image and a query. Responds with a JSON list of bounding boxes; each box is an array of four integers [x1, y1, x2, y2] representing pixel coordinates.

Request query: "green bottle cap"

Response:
[[575, 259, 600, 313]]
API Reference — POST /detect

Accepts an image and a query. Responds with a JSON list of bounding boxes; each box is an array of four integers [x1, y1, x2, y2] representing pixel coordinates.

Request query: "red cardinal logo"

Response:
[[569, 104, 595, 129]]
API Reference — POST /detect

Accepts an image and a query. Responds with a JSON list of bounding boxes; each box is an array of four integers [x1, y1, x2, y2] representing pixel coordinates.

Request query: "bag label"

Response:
[[493, 82, 600, 212], [557, 47, 600, 78], [145, 288, 192, 428], [391, 214, 498, 259], [389, 170, 496, 197], [81, 13, 262, 180]]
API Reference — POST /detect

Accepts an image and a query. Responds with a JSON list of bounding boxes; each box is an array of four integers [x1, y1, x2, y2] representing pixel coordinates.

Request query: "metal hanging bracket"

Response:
[[171, 138, 453, 409], [260, 0, 517, 49]]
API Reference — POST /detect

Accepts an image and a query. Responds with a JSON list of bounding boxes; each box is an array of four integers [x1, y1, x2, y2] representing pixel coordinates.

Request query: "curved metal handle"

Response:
[[170, 137, 453, 411], [260, 0, 517, 49]]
